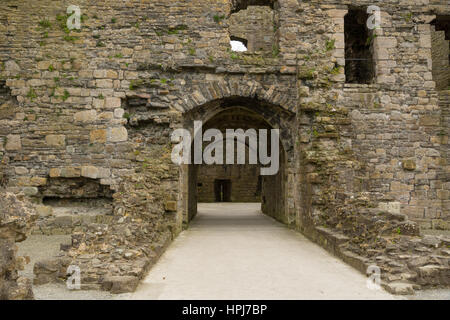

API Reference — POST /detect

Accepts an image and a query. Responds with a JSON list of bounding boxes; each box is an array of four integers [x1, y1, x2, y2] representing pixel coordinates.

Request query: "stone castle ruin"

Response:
[[0, 0, 449, 298]]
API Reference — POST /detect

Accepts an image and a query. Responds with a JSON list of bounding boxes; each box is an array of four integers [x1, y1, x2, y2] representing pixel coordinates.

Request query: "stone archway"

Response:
[[177, 96, 296, 229]]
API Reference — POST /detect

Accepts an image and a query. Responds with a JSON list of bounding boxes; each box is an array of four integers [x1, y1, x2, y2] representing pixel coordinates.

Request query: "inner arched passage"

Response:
[[180, 97, 295, 228]]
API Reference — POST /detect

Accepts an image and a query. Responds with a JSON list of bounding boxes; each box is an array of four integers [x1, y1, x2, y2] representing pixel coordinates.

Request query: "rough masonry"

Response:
[[0, 192, 36, 299], [0, 0, 449, 296]]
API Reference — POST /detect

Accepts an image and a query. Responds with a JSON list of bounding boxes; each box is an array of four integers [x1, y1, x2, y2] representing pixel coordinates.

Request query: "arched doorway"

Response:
[[179, 97, 295, 228]]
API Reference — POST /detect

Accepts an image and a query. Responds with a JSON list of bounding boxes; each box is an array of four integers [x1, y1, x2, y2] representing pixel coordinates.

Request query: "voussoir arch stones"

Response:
[[175, 80, 297, 162], [174, 80, 298, 115]]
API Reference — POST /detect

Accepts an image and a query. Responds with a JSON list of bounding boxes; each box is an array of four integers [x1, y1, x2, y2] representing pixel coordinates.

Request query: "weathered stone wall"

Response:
[[0, 80, 13, 106], [431, 27, 449, 90], [437, 89, 450, 231], [0, 192, 36, 300], [318, 4, 449, 224], [228, 5, 276, 52], [0, 0, 448, 294], [197, 164, 260, 203]]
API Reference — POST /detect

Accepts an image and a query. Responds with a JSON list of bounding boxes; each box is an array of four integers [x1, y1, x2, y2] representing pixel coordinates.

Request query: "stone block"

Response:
[[45, 135, 66, 148], [419, 115, 440, 126], [421, 235, 442, 247], [22, 187, 38, 196], [54, 216, 73, 227], [101, 276, 139, 294], [326, 9, 347, 18], [30, 176, 47, 186], [49, 168, 61, 178], [36, 61, 52, 70], [93, 98, 105, 108], [105, 97, 121, 109], [437, 190, 449, 200], [5, 134, 21, 151], [96, 79, 113, 88], [402, 159, 416, 171], [35, 205, 53, 217], [33, 259, 67, 286], [378, 202, 401, 214], [5, 60, 21, 74], [419, 34, 431, 48], [114, 108, 124, 119], [107, 126, 128, 142], [74, 110, 97, 123], [15, 167, 28, 175], [431, 219, 450, 231], [106, 70, 119, 79], [375, 37, 397, 49], [98, 112, 114, 120], [165, 201, 177, 212], [93, 70, 107, 78], [390, 181, 412, 192], [98, 168, 111, 178], [17, 176, 31, 186], [417, 265, 449, 286], [90, 129, 107, 143], [60, 167, 81, 178], [383, 282, 414, 295], [81, 166, 99, 179], [100, 178, 113, 185]]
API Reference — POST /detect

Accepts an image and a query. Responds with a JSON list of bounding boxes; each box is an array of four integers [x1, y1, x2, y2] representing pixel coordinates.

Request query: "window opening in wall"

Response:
[[0, 80, 12, 101], [230, 0, 276, 14], [230, 36, 248, 52], [228, 2, 278, 54], [344, 8, 375, 84], [431, 16, 450, 90]]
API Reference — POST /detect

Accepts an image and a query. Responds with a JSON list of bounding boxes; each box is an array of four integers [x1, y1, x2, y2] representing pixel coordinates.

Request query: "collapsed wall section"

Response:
[[0, 192, 37, 300]]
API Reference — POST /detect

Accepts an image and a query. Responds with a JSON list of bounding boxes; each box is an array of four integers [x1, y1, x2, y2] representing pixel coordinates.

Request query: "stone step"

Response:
[[33, 204, 114, 235]]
